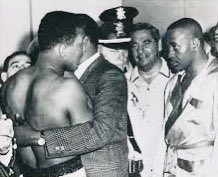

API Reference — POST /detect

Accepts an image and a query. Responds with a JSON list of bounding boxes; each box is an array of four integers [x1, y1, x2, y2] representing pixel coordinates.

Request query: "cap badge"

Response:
[[116, 7, 126, 20], [114, 22, 125, 37]]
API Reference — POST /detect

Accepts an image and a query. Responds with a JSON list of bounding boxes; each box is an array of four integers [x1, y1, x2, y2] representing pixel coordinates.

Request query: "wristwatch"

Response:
[[37, 130, 45, 146]]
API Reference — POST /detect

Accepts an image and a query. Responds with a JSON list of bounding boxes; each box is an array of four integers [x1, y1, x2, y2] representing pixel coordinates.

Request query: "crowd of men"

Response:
[[0, 5, 218, 177]]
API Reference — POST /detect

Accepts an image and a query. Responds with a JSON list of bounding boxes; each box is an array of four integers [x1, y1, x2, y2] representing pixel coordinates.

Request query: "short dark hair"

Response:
[[38, 11, 101, 51], [75, 13, 102, 47], [3, 51, 31, 72], [131, 22, 160, 43], [167, 18, 204, 45], [38, 11, 77, 51]]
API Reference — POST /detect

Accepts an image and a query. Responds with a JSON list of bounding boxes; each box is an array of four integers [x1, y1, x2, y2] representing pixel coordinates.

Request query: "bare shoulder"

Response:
[[58, 78, 93, 124], [5, 67, 34, 90], [59, 77, 87, 101], [2, 67, 34, 117], [4, 68, 33, 101]]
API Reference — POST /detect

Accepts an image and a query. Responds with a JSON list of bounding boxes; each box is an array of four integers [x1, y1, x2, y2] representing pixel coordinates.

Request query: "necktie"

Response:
[[165, 75, 184, 136]]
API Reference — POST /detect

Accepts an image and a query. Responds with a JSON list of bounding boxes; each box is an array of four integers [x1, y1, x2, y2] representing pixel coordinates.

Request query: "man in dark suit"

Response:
[[12, 11, 128, 177]]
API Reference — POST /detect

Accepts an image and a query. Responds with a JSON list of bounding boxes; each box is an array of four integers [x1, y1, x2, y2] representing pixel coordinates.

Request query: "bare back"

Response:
[[2, 67, 93, 168]]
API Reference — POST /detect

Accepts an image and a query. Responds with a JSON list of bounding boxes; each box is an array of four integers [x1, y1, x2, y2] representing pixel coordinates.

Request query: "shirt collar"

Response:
[[178, 53, 216, 82], [74, 52, 100, 79], [130, 57, 170, 82]]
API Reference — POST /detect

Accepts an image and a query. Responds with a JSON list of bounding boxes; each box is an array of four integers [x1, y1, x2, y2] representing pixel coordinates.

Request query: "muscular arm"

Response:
[[15, 68, 128, 157]]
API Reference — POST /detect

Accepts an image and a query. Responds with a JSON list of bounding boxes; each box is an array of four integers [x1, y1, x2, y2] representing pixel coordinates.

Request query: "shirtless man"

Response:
[[1, 11, 92, 177], [0, 51, 32, 167]]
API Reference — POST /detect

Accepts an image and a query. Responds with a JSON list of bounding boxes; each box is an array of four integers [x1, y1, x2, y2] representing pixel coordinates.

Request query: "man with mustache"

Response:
[[127, 22, 172, 177]]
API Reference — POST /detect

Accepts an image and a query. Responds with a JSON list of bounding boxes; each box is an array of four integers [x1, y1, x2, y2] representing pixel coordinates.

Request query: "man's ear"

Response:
[[58, 44, 67, 58], [191, 38, 201, 51], [82, 36, 90, 52], [98, 44, 103, 52], [1, 72, 7, 82]]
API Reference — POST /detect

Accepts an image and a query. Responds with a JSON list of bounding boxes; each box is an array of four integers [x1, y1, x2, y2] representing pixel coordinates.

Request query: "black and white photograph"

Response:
[[0, 0, 218, 177]]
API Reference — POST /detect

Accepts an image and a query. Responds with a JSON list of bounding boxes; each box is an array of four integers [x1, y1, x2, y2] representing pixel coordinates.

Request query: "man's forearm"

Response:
[[14, 125, 41, 147], [44, 69, 128, 159], [43, 91, 128, 159], [43, 121, 106, 158]]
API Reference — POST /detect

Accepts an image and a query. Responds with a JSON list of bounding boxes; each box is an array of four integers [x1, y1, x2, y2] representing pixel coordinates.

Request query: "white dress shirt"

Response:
[[127, 58, 172, 177], [74, 52, 100, 79]]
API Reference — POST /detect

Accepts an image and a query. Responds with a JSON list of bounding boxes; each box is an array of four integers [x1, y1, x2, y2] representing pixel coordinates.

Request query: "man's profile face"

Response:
[[64, 35, 85, 71], [7, 54, 31, 78], [165, 29, 193, 73], [131, 29, 159, 70], [100, 46, 128, 71]]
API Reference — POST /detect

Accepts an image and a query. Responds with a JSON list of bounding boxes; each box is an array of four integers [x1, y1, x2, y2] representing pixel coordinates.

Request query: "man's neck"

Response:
[[36, 52, 65, 76], [138, 58, 162, 84], [186, 51, 208, 79]]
